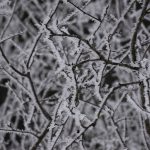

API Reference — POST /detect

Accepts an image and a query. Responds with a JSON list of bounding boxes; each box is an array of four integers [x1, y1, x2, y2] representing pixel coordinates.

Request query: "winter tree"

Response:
[[0, 0, 150, 149]]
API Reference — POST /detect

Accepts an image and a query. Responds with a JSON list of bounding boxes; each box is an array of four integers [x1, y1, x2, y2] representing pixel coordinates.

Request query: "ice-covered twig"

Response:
[[138, 114, 149, 150], [27, 72, 52, 121], [110, 117, 127, 149], [127, 95, 150, 116], [26, 33, 42, 69], [0, 46, 27, 76], [0, 128, 39, 139], [0, 30, 26, 44], [130, 0, 149, 63], [30, 121, 51, 150], [0, 0, 17, 39], [109, 0, 136, 41], [50, 32, 140, 70], [67, 0, 101, 23]]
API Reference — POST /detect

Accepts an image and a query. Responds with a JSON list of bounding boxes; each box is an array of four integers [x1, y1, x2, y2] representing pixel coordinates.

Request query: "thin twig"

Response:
[[130, 0, 149, 62], [0, 0, 17, 39], [139, 114, 150, 150], [110, 117, 127, 149], [75, 58, 139, 70], [2, 67, 31, 96], [67, 0, 101, 23], [141, 44, 150, 60], [0, 0, 27, 77], [26, 0, 60, 69], [45, 0, 60, 29], [27, 72, 52, 121], [0, 31, 26, 44], [0, 128, 39, 139], [0, 46, 27, 77], [49, 117, 69, 150], [31, 121, 51, 150], [109, 0, 136, 41], [93, 4, 109, 36], [26, 33, 42, 68], [50, 33, 140, 71]]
